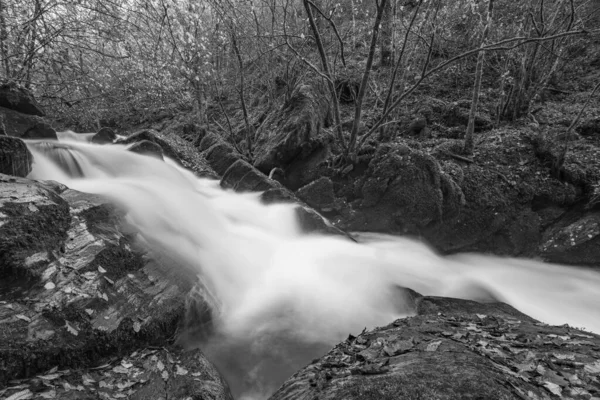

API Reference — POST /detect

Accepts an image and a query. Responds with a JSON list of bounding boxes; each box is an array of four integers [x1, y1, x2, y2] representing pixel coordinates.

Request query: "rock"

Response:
[[0, 175, 217, 386], [440, 102, 492, 132], [0, 81, 45, 116], [0, 346, 233, 400], [127, 140, 164, 159], [21, 122, 58, 140], [296, 177, 336, 211], [407, 116, 428, 136], [203, 143, 241, 176], [254, 84, 331, 174], [0, 106, 46, 137], [0, 137, 33, 177], [539, 211, 600, 265], [576, 117, 600, 137], [198, 131, 225, 152], [116, 129, 216, 178], [346, 143, 464, 233], [221, 159, 281, 192], [270, 294, 600, 400], [91, 127, 117, 144]]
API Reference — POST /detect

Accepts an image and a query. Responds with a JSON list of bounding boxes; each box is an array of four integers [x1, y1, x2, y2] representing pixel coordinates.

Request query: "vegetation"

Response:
[[0, 0, 598, 158]]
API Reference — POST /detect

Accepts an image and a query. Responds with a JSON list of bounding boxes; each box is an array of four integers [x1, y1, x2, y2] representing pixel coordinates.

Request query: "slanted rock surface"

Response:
[[0, 82, 45, 116], [21, 122, 58, 140], [0, 106, 45, 138], [127, 139, 164, 159], [0, 175, 226, 398], [92, 127, 117, 144], [116, 129, 216, 178], [269, 295, 600, 400], [0, 137, 33, 177], [0, 346, 233, 400]]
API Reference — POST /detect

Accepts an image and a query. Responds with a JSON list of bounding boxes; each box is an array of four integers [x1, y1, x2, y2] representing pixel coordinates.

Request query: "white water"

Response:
[[27, 137, 600, 399]]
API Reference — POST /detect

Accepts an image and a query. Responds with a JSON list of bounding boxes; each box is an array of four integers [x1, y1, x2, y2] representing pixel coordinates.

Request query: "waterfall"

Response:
[[26, 137, 600, 399]]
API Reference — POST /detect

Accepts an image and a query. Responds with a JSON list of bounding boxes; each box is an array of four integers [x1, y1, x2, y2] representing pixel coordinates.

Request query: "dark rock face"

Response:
[[116, 129, 216, 177], [347, 144, 464, 233], [91, 127, 117, 144], [269, 295, 600, 400], [296, 177, 336, 211], [204, 143, 240, 176], [127, 139, 164, 159], [0, 82, 45, 116], [21, 122, 58, 140], [0, 106, 45, 137], [0, 137, 33, 177], [254, 84, 331, 174], [0, 176, 229, 399], [221, 159, 281, 192]]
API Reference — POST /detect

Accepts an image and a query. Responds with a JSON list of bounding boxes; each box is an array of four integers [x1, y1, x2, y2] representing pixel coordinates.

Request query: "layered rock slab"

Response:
[[0, 175, 222, 396]]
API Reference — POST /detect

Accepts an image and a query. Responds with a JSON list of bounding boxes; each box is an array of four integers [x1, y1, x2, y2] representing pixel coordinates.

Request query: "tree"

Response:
[[464, 0, 494, 155]]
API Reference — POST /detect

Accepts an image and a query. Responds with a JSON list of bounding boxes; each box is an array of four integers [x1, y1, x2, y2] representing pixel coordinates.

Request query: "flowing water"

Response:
[[26, 134, 600, 399]]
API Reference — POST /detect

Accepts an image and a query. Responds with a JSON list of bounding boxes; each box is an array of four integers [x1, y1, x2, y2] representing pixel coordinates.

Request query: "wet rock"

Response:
[[0, 137, 33, 177], [270, 295, 600, 400], [0, 176, 215, 386], [0, 106, 45, 138], [221, 159, 281, 192], [21, 122, 57, 140], [91, 127, 117, 144], [197, 131, 225, 152], [539, 211, 600, 265], [116, 129, 216, 178], [0, 82, 45, 116], [296, 177, 336, 211], [127, 140, 164, 159], [0, 346, 233, 400]]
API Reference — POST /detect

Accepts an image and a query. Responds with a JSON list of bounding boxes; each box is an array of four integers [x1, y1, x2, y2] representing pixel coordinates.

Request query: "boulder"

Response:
[[221, 159, 281, 192], [254, 84, 331, 174], [0, 137, 33, 177], [269, 295, 600, 400], [21, 122, 58, 140], [116, 129, 216, 178], [0, 175, 221, 388], [203, 143, 241, 176], [127, 139, 164, 159], [296, 177, 336, 211], [198, 131, 225, 152], [539, 211, 600, 265], [347, 144, 464, 233], [0, 346, 233, 400], [0, 82, 45, 116], [91, 127, 117, 144], [0, 106, 45, 137]]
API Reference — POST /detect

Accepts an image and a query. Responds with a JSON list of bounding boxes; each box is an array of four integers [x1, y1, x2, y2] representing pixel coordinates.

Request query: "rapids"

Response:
[[25, 134, 600, 399]]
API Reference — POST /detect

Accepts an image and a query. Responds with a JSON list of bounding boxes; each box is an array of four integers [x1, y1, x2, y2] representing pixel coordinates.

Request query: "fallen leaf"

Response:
[[63, 286, 73, 294], [426, 340, 442, 352], [5, 389, 33, 400], [104, 277, 114, 285], [62, 382, 75, 391], [44, 282, 55, 290], [543, 382, 562, 396], [85, 309, 94, 316], [157, 360, 165, 371], [585, 361, 600, 374], [65, 321, 78, 336], [98, 266, 107, 273], [176, 365, 188, 376], [133, 321, 141, 333], [100, 292, 109, 301], [16, 314, 32, 323], [82, 374, 95, 385], [37, 373, 61, 381], [114, 394, 127, 399], [116, 381, 135, 390], [121, 361, 133, 369], [112, 366, 129, 374], [38, 390, 56, 399], [161, 370, 169, 381]]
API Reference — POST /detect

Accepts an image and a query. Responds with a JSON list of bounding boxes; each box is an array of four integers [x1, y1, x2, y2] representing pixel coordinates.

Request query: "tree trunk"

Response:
[[464, 0, 494, 155], [0, 0, 10, 79], [380, 0, 394, 67]]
